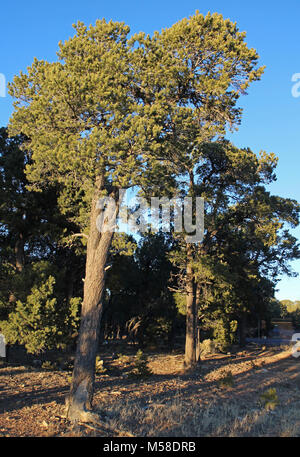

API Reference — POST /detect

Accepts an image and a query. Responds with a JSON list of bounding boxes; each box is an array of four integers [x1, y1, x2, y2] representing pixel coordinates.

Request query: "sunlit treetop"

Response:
[[8, 12, 265, 205]]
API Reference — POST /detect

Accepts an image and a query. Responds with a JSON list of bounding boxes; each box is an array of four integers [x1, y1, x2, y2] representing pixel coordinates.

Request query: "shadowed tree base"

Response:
[[66, 381, 100, 423]]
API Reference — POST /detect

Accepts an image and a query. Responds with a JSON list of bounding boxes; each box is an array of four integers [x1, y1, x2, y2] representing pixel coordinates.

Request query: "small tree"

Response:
[[0, 275, 80, 354]]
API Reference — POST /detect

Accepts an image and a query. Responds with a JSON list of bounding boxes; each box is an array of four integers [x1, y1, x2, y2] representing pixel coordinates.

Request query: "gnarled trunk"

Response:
[[66, 178, 119, 422]]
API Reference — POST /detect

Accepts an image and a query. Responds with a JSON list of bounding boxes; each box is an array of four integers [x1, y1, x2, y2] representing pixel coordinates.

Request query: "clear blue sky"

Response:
[[0, 0, 299, 301]]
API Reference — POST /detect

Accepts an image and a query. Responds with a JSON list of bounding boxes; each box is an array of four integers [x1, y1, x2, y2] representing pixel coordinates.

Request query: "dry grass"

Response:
[[102, 392, 300, 437], [1, 344, 300, 436]]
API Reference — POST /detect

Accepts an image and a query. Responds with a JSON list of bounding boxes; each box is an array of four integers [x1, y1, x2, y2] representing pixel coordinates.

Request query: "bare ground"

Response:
[[1, 344, 300, 437]]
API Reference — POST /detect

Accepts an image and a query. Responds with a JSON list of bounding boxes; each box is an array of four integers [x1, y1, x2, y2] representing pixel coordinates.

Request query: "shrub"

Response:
[[213, 319, 238, 352], [41, 360, 57, 371], [259, 388, 279, 411], [202, 317, 238, 353], [129, 350, 153, 379], [218, 370, 234, 388], [199, 339, 216, 356], [142, 317, 173, 347], [0, 276, 80, 354], [117, 353, 132, 364], [95, 356, 107, 374]]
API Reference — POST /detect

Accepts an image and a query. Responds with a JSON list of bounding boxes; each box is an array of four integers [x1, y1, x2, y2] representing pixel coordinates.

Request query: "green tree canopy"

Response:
[[7, 12, 266, 419]]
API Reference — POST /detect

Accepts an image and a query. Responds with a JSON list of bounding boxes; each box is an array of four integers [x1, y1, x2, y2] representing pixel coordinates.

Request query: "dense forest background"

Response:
[[0, 126, 299, 357]]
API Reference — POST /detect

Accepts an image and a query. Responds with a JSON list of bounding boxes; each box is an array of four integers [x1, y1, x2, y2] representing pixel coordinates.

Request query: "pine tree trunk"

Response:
[[184, 244, 197, 368], [9, 233, 25, 303], [15, 233, 25, 272], [195, 284, 201, 363], [66, 178, 118, 422], [196, 326, 201, 362]]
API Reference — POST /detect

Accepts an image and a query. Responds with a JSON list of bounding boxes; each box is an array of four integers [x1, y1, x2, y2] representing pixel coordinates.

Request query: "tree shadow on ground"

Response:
[[1, 347, 299, 419]]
